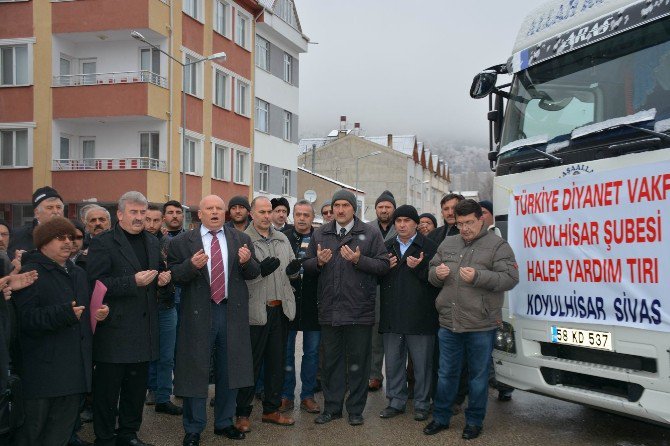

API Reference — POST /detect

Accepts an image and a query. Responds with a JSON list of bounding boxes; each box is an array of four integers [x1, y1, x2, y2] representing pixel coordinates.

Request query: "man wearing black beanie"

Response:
[[226, 196, 252, 232], [9, 186, 65, 259], [271, 197, 293, 232]]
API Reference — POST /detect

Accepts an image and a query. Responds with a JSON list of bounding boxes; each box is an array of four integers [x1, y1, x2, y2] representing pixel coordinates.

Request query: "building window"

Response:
[[213, 70, 229, 109], [0, 129, 28, 167], [214, 0, 230, 37], [234, 150, 249, 184], [235, 12, 250, 49], [1, 45, 29, 86], [140, 132, 159, 159], [283, 110, 292, 141], [235, 80, 249, 116], [183, 137, 201, 175], [183, 0, 201, 20], [255, 36, 269, 70], [282, 169, 291, 195], [213, 144, 230, 180], [140, 48, 161, 84], [276, 0, 295, 27], [59, 135, 71, 159], [255, 99, 269, 133], [283, 53, 292, 84], [259, 163, 269, 192], [183, 54, 201, 96]]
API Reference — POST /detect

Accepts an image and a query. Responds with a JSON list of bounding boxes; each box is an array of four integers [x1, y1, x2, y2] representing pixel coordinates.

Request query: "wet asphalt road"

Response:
[[77, 335, 670, 446]]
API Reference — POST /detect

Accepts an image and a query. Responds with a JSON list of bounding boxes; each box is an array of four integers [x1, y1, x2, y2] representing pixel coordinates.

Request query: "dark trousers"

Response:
[[15, 393, 81, 446], [93, 361, 149, 446], [236, 305, 288, 416], [183, 301, 237, 434], [321, 324, 372, 416]]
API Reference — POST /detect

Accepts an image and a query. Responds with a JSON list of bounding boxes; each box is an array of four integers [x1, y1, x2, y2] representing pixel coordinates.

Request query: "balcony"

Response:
[[52, 0, 170, 37], [53, 70, 167, 88], [52, 157, 167, 172], [52, 71, 169, 120]]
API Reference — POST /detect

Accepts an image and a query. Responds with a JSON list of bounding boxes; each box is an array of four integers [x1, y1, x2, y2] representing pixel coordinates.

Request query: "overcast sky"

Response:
[[296, 0, 540, 147]]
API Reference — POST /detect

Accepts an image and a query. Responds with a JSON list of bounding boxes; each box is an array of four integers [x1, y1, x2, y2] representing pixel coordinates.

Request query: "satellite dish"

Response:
[[304, 190, 317, 203]]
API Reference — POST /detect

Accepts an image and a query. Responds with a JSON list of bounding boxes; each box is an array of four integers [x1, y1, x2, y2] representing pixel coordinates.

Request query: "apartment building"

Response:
[[253, 0, 308, 211], [0, 0, 262, 227], [298, 117, 450, 221]]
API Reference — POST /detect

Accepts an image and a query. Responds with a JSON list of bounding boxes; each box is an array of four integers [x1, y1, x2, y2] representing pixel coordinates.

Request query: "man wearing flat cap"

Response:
[[9, 186, 65, 260], [270, 197, 293, 232], [304, 189, 390, 427], [226, 196, 251, 232]]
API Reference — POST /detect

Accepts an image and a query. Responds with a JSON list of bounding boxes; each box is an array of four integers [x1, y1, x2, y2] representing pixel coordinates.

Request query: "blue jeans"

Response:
[[147, 307, 178, 403], [282, 330, 321, 401], [433, 327, 495, 427]]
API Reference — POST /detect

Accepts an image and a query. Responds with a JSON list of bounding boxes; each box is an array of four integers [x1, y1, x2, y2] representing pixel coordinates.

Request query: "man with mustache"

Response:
[[87, 191, 172, 446]]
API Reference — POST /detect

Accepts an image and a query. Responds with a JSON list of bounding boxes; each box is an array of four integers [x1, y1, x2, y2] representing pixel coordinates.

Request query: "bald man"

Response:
[[168, 195, 260, 446]]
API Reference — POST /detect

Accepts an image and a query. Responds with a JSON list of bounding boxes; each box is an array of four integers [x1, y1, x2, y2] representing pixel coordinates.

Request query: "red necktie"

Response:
[[209, 230, 226, 304]]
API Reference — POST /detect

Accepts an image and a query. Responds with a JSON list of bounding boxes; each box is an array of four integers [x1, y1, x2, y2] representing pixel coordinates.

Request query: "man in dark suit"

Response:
[[168, 195, 260, 446], [87, 191, 171, 446]]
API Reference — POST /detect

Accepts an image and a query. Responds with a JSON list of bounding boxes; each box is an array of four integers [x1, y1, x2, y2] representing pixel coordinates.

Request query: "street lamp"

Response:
[[355, 150, 381, 219], [131, 31, 226, 211]]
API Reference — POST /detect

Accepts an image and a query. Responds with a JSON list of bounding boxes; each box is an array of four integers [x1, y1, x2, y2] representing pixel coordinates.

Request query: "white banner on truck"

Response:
[[508, 161, 670, 331]]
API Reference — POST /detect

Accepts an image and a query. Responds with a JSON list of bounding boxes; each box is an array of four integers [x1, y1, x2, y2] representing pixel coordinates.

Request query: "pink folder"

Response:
[[90, 280, 107, 334]]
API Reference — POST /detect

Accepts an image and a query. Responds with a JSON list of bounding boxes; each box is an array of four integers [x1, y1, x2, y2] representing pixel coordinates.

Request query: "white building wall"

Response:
[[254, 68, 299, 114], [254, 132, 298, 171]]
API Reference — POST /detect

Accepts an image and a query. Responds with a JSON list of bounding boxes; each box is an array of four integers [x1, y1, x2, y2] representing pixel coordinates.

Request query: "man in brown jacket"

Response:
[[423, 199, 518, 441]]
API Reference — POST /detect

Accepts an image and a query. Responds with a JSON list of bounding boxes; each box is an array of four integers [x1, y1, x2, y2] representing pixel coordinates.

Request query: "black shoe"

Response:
[[155, 401, 183, 415], [314, 411, 342, 424], [119, 438, 155, 446], [413, 409, 429, 421], [498, 391, 512, 402], [69, 434, 93, 446], [214, 426, 245, 440], [182, 433, 200, 446], [423, 420, 449, 435], [209, 398, 215, 407], [379, 406, 404, 419], [462, 425, 483, 440], [348, 414, 364, 426]]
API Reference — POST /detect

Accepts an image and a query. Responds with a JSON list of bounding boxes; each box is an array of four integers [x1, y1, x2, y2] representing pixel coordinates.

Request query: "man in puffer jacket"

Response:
[[424, 199, 518, 441]]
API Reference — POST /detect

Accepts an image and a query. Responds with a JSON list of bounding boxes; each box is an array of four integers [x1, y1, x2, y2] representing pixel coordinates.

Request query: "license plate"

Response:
[[550, 326, 613, 351]]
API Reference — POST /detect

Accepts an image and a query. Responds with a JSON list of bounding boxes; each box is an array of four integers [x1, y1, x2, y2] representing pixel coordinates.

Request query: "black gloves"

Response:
[[260, 257, 281, 277], [285, 258, 303, 276]]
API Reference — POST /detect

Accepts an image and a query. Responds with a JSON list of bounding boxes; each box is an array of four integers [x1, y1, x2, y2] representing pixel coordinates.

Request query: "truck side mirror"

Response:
[[470, 71, 498, 99]]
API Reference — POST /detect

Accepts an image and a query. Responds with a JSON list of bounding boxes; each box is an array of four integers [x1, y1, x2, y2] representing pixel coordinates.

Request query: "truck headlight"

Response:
[[494, 321, 516, 353]]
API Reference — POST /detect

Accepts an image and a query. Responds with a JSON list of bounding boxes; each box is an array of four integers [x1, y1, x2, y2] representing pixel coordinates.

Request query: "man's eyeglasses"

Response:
[[55, 234, 75, 241], [455, 220, 479, 229], [322, 210, 333, 215]]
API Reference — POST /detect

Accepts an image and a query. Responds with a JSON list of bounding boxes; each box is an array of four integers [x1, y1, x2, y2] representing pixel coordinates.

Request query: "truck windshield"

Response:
[[501, 17, 670, 148]]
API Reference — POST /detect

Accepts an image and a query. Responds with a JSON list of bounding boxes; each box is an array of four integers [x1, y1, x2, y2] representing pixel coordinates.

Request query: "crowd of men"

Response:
[[0, 184, 518, 446]]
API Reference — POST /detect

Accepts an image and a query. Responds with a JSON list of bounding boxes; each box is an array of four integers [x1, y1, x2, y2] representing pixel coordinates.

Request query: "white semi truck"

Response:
[[471, 0, 670, 425]]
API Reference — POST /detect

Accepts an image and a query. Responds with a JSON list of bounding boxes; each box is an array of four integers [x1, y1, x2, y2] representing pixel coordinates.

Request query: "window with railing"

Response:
[[140, 132, 159, 160]]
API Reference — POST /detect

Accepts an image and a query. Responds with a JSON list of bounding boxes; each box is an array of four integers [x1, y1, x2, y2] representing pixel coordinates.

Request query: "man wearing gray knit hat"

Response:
[[304, 189, 390, 426]]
